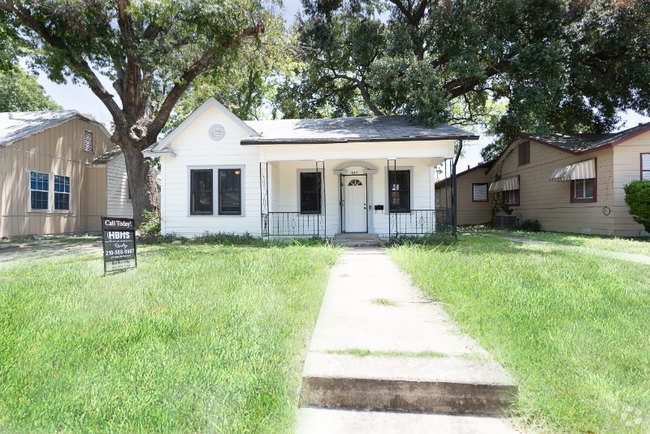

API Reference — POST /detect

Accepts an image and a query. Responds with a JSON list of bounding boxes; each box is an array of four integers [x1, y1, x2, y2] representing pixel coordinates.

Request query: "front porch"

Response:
[[258, 158, 450, 239]]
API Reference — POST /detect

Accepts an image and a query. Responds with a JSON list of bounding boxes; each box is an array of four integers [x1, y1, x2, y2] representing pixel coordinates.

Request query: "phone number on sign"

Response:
[[105, 249, 134, 257]]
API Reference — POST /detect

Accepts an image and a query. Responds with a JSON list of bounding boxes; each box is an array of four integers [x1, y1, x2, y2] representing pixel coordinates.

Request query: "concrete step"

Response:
[[297, 408, 521, 434], [332, 233, 380, 247], [300, 353, 517, 416]]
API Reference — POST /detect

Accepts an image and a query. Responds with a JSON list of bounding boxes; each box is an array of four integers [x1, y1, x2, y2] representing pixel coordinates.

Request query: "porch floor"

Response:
[[332, 233, 380, 247]]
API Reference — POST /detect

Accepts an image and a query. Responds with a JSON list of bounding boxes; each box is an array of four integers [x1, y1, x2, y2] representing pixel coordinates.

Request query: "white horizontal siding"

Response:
[[106, 153, 133, 218]]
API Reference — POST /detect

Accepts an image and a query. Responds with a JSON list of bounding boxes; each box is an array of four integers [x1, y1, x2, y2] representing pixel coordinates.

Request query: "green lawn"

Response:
[[465, 228, 650, 257], [390, 235, 650, 434], [0, 243, 340, 434]]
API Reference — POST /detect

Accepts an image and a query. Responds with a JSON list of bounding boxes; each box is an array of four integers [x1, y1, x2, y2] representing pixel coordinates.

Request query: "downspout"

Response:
[[78, 159, 82, 230]]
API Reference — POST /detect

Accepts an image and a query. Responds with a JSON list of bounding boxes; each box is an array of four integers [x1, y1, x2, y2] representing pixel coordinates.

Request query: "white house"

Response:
[[144, 98, 478, 239]]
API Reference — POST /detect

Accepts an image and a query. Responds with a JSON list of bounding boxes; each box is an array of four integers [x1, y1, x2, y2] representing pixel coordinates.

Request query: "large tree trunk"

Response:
[[120, 140, 159, 229]]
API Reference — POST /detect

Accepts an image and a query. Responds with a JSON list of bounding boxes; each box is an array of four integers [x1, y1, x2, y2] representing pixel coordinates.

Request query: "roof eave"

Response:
[[240, 134, 479, 146]]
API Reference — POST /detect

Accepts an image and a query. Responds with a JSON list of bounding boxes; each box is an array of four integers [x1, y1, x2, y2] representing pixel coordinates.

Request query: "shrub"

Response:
[[623, 180, 650, 232], [519, 219, 542, 232], [139, 209, 161, 235]]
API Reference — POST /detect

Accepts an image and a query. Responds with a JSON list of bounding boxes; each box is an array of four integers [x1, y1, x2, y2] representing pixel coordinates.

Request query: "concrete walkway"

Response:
[[480, 233, 650, 266], [297, 247, 520, 433]]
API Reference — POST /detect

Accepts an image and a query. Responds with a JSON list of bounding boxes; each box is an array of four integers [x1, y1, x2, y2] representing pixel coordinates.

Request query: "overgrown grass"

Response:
[[369, 298, 398, 307], [390, 236, 650, 434], [0, 243, 341, 433], [464, 228, 650, 257]]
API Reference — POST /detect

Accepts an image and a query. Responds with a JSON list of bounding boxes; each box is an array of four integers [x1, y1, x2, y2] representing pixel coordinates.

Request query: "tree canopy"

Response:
[[0, 0, 269, 226], [0, 66, 62, 112], [276, 0, 650, 162]]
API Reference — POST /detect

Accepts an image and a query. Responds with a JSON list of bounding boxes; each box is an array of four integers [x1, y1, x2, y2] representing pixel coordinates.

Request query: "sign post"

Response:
[[101, 216, 137, 274]]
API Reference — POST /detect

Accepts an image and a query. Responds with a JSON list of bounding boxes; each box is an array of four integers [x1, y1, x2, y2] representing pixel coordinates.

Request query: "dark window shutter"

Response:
[[518, 141, 530, 166], [190, 169, 213, 215], [300, 172, 321, 214]]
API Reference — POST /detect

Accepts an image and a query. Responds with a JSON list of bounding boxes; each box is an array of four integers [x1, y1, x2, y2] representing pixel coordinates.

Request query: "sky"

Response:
[[28, 0, 650, 171]]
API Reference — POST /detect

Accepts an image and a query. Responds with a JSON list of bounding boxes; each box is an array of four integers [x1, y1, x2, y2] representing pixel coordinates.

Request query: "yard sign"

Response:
[[101, 216, 137, 273]]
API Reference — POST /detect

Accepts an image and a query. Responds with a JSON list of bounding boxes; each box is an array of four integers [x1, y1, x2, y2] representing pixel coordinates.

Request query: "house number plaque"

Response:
[[101, 216, 137, 274]]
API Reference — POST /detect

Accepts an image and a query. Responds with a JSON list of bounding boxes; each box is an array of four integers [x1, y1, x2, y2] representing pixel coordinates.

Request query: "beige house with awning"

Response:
[[437, 122, 650, 237]]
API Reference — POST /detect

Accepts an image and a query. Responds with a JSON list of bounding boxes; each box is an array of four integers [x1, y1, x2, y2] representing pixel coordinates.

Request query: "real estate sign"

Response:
[[101, 216, 137, 273]]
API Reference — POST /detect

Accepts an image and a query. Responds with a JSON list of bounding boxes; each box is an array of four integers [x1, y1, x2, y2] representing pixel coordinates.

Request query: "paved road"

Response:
[[0, 240, 103, 267]]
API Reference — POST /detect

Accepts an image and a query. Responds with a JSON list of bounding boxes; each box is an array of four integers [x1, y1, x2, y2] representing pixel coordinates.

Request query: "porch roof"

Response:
[[242, 116, 479, 145]]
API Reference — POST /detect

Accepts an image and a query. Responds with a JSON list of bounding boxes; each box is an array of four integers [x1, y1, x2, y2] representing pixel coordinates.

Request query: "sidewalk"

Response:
[[480, 233, 650, 266], [296, 247, 520, 433]]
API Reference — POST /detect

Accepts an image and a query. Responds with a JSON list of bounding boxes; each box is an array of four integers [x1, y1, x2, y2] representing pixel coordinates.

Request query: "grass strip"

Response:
[[390, 236, 650, 434], [0, 244, 340, 434], [324, 349, 449, 358]]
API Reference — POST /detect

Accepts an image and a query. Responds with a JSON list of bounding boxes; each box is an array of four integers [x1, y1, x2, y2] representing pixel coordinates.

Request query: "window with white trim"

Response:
[[190, 169, 213, 215], [574, 179, 594, 199], [389, 170, 410, 212], [219, 169, 242, 215], [642, 153, 650, 180], [54, 175, 71, 210], [473, 184, 488, 202], [30, 171, 49, 210], [300, 172, 321, 214]]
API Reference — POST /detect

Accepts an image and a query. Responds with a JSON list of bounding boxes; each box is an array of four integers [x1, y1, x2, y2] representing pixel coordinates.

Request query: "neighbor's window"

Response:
[[300, 172, 321, 214], [473, 183, 488, 202], [219, 168, 241, 215], [53, 175, 70, 211], [190, 169, 213, 215], [504, 189, 519, 206], [642, 153, 650, 180], [389, 170, 410, 212], [84, 131, 93, 153], [574, 179, 594, 200], [30, 171, 49, 210], [518, 141, 530, 166]]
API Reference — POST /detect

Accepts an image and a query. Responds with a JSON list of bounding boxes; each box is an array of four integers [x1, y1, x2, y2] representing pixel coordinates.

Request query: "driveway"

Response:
[[0, 239, 104, 267]]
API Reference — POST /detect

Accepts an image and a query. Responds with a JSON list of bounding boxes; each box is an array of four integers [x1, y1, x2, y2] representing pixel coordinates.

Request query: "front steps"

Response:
[[296, 249, 519, 433], [332, 233, 380, 247]]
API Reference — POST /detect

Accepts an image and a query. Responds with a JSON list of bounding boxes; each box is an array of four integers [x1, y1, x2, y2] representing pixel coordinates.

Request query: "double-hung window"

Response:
[[54, 175, 70, 210], [389, 170, 410, 212], [219, 169, 241, 215], [642, 153, 650, 181], [300, 172, 321, 214], [574, 179, 595, 201], [30, 171, 49, 210], [190, 168, 243, 216], [190, 169, 213, 215], [504, 189, 519, 206], [472, 183, 488, 202]]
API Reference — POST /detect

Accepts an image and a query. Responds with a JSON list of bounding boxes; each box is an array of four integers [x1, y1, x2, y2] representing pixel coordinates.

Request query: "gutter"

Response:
[[240, 134, 480, 146]]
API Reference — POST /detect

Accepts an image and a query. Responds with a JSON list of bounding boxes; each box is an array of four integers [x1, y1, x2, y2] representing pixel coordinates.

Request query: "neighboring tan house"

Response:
[[437, 123, 650, 237], [0, 110, 132, 238], [144, 98, 478, 238], [435, 160, 495, 226]]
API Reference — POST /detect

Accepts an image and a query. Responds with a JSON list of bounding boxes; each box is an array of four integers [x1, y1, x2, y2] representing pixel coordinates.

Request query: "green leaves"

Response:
[[624, 180, 650, 232], [0, 66, 62, 112]]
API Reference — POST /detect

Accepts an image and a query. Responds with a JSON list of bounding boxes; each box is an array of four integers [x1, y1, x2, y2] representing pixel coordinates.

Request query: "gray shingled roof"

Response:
[[522, 122, 650, 152], [242, 116, 479, 144], [88, 145, 122, 165], [0, 110, 93, 148]]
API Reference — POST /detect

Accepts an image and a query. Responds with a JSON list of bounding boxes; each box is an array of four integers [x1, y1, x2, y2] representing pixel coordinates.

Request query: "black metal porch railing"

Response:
[[389, 209, 451, 237], [268, 212, 321, 237]]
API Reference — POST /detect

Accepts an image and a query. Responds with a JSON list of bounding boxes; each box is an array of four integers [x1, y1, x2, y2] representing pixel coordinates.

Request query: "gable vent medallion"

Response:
[[209, 124, 225, 141]]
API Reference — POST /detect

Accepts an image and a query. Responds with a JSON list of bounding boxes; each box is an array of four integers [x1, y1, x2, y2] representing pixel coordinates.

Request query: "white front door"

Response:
[[343, 175, 367, 233]]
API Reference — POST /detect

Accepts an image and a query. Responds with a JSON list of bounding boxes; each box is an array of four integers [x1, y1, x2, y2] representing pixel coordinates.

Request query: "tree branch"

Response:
[[148, 22, 265, 142], [6, 3, 127, 129]]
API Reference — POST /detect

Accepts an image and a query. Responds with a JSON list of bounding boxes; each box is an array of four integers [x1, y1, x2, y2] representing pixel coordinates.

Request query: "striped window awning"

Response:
[[489, 176, 519, 193], [549, 159, 595, 182]]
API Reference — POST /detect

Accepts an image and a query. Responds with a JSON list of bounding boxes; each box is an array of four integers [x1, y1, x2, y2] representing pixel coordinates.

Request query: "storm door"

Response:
[[341, 175, 367, 233]]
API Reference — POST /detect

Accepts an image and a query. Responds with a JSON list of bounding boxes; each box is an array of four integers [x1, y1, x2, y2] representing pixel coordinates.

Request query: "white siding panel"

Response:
[[106, 153, 134, 218]]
